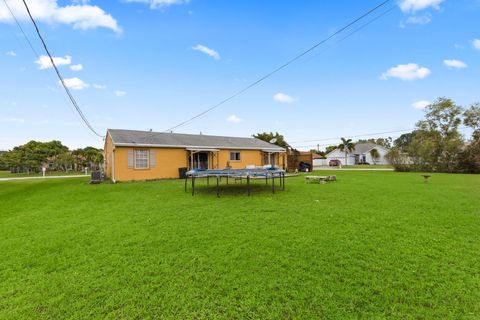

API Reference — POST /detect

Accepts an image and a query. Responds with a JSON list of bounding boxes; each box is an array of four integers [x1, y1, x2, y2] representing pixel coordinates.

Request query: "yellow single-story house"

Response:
[[104, 129, 286, 182]]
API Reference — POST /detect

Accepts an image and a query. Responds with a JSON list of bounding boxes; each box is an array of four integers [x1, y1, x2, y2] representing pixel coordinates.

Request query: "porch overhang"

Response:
[[186, 148, 220, 153]]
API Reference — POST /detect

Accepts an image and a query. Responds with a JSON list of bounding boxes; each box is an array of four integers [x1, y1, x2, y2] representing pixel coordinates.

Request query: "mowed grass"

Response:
[[0, 170, 86, 178], [0, 172, 479, 319]]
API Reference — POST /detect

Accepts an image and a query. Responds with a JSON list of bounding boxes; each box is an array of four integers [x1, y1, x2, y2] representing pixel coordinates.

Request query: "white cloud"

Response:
[[226, 114, 242, 123], [412, 100, 431, 109], [473, 39, 480, 50], [0, 0, 121, 33], [192, 44, 220, 60], [125, 0, 189, 9], [70, 64, 83, 71], [0, 117, 25, 123], [93, 83, 107, 89], [60, 77, 89, 90], [443, 59, 467, 69], [405, 14, 432, 25], [380, 63, 431, 80], [5, 50, 16, 56], [399, 0, 444, 12], [35, 55, 72, 70], [273, 93, 296, 104], [115, 90, 126, 97]]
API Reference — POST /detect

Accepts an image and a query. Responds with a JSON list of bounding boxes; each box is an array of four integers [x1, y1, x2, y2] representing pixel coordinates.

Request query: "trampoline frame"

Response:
[[185, 168, 285, 197]]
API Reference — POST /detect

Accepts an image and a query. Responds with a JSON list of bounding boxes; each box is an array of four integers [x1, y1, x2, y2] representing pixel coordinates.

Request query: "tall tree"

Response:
[[413, 97, 464, 172], [338, 138, 355, 166], [464, 103, 480, 140], [253, 132, 290, 149]]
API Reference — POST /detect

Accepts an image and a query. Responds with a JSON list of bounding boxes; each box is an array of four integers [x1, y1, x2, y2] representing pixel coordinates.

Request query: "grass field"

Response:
[[1, 171, 479, 319], [0, 170, 87, 178]]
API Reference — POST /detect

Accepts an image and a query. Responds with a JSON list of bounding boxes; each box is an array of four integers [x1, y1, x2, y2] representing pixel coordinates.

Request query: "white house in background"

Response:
[[325, 142, 390, 166]]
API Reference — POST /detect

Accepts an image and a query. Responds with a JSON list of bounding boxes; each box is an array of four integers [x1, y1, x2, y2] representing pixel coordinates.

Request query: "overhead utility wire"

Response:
[[164, 0, 392, 132], [2, 0, 41, 58], [20, 0, 104, 138], [292, 126, 472, 149], [289, 128, 415, 144]]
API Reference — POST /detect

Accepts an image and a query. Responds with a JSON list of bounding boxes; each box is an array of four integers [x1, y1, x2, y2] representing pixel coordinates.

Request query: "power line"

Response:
[[291, 126, 472, 149], [20, 0, 104, 138], [164, 0, 393, 132], [2, 0, 41, 58], [290, 128, 415, 144]]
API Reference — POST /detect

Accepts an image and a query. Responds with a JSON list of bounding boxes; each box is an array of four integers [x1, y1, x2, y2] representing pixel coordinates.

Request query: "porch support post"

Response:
[[190, 150, 194, 170]]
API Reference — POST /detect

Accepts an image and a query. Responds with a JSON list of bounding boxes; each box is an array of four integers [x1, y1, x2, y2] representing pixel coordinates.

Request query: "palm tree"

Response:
[[370, 148, 380, 165], [338, 138, 355, 166]]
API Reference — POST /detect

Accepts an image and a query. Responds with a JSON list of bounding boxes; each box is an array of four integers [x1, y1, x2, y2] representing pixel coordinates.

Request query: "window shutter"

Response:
[[149, 150, 156, 168], [127, 150, 134, 168]]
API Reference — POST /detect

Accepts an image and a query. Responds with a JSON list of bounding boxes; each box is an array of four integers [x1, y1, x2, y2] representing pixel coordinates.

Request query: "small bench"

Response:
[[305, 175, 337, 184], [305, 176, 327, 184]]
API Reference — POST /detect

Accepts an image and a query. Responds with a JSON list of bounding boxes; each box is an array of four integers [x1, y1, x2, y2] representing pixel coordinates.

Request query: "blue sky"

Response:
[[1, 0, 479, 150]]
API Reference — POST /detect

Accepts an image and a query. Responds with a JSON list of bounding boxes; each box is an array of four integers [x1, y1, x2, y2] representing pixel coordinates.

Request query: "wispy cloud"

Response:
[[443, 59, 467, 69], [412, 100, 431, 110], [380, 63, 431, 80], [70, 64, 83, 71], [5, 50, 16, 57], [35, 55, 72, 70], [473, 39, 480, 50], [93, 83, 107, 89], [60, 77, 89, 90], [115, 90, 126, 97], [125, 0, 190, 9], [192, 44, 220, 60], [226, 114, 242, 123], [0, 117, 25, 123], [398, 0, 444, 12], [273, 93, 296, 104], [0, 0, 121, 33], [404, 14, 432, 26]]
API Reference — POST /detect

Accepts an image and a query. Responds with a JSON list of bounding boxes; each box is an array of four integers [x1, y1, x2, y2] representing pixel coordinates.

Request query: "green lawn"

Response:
[[1, 171, 479, 319], [342, 164, 393, 169], [0, 170, 87, 178]]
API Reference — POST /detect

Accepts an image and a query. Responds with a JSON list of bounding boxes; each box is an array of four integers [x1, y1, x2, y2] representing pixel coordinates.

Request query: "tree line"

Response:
[[0, 140, 103, 173], [388, 97, 480, 173]]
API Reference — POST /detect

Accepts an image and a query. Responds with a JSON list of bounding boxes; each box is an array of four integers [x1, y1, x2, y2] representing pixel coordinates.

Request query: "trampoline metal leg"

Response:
[[192, 176, 195, 196], [216, 176, 220, 198], [184, 176, 187, 192], [247, 175, 251, 196], [272, 175, 275, 194]]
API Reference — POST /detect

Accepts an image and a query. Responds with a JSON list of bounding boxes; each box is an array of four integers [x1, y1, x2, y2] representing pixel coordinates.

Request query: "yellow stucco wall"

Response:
[[114, 147, 188, 181], [104, 134, 285, 182]]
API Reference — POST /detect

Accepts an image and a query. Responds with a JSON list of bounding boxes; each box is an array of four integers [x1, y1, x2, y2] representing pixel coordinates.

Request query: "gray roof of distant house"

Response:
[[107, 129, 285, 151]]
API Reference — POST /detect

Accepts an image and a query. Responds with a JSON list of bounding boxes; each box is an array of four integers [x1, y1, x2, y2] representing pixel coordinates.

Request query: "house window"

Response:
[[135, 149, 149, 169], [230, 151, 241, 161]]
